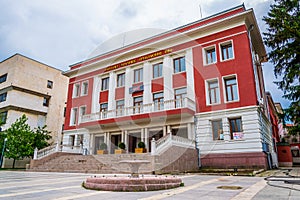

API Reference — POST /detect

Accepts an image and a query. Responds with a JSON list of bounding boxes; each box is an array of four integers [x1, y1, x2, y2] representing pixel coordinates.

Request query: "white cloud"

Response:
[[0, 0, 288, 107]]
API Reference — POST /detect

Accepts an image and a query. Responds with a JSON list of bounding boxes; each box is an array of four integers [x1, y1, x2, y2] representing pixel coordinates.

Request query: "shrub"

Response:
[[118, 142, 126, 150], [138, 141, 145, 148], [99, 143, 107, 150]]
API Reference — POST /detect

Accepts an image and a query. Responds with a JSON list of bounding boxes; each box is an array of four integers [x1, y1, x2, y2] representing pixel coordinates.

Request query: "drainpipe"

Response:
[[194, 116, 201, 168]]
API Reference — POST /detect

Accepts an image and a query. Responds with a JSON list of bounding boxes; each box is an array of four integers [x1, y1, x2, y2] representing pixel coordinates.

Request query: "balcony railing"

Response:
[[81, 97, 195, 123]]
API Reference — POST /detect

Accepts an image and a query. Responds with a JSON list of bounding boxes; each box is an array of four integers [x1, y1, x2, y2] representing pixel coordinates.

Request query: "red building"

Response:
[[63, 5, 275, 169]]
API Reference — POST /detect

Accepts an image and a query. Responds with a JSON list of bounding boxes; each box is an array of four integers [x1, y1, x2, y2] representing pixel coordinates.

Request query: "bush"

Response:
[[138, 141, 145, 148], [99, 143, 107, 150], [118, 142, 126, 150]]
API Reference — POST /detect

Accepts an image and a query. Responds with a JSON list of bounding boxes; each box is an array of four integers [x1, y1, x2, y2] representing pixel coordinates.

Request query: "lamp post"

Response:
[[0, 138, 7, 168]]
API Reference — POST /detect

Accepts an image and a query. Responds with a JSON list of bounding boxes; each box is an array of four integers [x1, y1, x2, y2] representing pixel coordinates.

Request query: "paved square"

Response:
[[0, 170, 299, 199]]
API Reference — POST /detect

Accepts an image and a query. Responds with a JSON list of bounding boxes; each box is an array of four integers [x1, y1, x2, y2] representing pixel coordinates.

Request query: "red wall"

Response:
[[64, 78, 94, 130], [193, 26, 257, 113]]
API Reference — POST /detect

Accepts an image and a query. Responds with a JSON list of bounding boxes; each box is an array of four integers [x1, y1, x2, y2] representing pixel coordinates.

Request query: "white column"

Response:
[[144, 128, 149, 151], [187, 123, 192, 139], [141, 128, 145, 143], [167, 125, 172, 134], [106, 132, 111, 154], [108, 72, 116, 115], [143, 62, 152, 105], [163, 56, 174, 101], [185, 48, 195, 102], [92, 76, 101, 113], [151, 138, 156, 155], [222, 118, 230, 141], [121, 131, 125, 143], [74, 135, 78, 146], [90, 134, 94, 155], [125, 67, 132, 108], [163, 125, 167, 136], [124, 130, 128, 152]]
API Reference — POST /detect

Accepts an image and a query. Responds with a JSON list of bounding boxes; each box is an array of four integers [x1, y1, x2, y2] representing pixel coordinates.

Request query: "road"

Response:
[[0, 170, 299, 200]]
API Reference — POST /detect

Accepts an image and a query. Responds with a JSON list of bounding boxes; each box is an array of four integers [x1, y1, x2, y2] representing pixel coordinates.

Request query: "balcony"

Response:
[[81, 97, 195, 124]]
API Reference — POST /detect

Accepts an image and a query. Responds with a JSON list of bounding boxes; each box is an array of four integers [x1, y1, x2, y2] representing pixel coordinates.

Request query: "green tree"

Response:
[[33, 125, 52, 150], [5, 114, 34, 168], [263, 0, 300, 134]]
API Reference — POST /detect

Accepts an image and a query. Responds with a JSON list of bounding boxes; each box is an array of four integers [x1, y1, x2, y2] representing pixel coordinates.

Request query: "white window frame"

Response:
[[203, 45, 217, 66], [222, 74, 240, 103], [101, 76, 109, 91], [219, 40, 234, 62], [81, 81, 89, 96], [72, 83, 80, 98], [133, 67, 143, 83], [173, 56, 186, 74], [116, 72, 125, 88], [70, 107, 78, 126], [79, 106, 86, 124], [205, 78, 221, 105]]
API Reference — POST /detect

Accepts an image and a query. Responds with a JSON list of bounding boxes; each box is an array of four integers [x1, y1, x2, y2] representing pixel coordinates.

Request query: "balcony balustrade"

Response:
[[81, 97, 195, 123]]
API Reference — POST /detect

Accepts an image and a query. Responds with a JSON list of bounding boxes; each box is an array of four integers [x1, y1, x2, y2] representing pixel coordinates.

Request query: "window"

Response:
[[81, 82, 88, 96], [117, 73, 125, 87], [134, 68, 143, 83], [173, 57, 186, 73], [153, 63, 163, 78], [73, 84, 80, 98], [0, 74, 7, 84], [47, 80, 53, 89], [70, 108, 78, 125], [100, 103, 108, 118], [0, 92, 7, 102], [153, 92, 164, 111], [224, 77, 238, 102], [212, 120, 223, 140], [175, 87, 187, 108], [229, 118, 243, 140], [79, 106, 86, 123], [204, 47, 216, 64], [133, 96, 143, 114], [0, 111, 7, 124], [116, 100, 124, 116], [220, 42, 233, 60], [207, 80, 220, 104], [101, 77, 109, 91], [43, 97, 50, 107]]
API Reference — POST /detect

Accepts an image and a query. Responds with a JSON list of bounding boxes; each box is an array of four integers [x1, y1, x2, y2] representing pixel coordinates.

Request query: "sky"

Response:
[[0, 0, 291, 108]]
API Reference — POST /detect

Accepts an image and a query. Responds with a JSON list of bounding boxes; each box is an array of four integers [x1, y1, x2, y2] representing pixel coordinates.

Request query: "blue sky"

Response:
[[0, 0, 290, 108]]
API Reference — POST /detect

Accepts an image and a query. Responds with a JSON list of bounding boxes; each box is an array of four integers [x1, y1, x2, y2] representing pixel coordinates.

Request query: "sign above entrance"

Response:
[[104, 48, 173, 72]]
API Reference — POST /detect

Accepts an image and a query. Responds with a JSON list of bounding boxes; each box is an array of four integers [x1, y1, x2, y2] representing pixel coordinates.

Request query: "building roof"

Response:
[[64, 4, 266, 77], [0, 53, 64, 73]]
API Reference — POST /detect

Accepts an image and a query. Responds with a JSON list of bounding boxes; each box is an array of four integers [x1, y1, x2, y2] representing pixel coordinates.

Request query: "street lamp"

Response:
[[0, 138, 7, 168]]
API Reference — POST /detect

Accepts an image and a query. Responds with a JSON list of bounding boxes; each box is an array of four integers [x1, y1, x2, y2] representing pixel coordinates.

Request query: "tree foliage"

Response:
[[263, 0, 300, 134], [3, 114, 52, 168], [5, 115, 35, 167]]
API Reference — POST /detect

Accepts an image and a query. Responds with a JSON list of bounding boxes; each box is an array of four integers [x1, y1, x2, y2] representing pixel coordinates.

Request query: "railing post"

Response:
[[151, 138, 156, 155], [33, 147, 38, 160]]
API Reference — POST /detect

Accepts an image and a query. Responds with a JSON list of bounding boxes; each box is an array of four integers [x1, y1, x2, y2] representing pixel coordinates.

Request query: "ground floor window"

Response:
[[212, 119, 223, 140], [229, 117, 243, 140]]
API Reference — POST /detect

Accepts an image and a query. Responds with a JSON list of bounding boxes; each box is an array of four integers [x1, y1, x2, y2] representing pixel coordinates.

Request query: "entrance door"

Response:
[[128, 132, 141, 153], [110, 134, 121, 154]]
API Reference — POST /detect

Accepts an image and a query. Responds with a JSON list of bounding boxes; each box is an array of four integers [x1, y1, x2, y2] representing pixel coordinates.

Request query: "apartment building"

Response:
[[0, 54, 68, 143], [63, 5, 275, 169]]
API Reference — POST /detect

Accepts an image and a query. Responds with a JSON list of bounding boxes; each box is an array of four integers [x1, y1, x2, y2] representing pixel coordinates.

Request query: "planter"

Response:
[[97, 150, 108, 154], [115, 149, 126, 154], [135, 148, 146, 153]]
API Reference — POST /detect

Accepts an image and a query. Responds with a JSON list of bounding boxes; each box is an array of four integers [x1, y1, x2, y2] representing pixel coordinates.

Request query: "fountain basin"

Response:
[[83, 176, 183, 192]]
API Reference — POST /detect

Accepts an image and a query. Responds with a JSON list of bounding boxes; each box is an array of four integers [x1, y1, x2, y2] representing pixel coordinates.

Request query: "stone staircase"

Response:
[[30, 152, 116, 173], [30, 135, 199, 174]]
